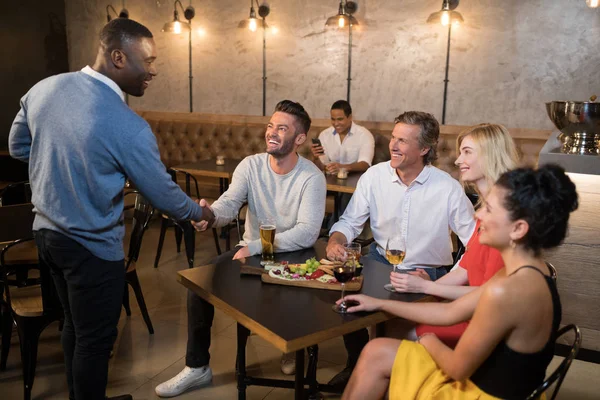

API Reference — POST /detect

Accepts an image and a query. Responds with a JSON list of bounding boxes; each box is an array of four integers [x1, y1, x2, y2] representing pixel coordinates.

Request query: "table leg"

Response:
[[306, 345, 319, 399], [236, 323, 250, 400], [294, 348, 305, 399], [333, 193, 342, 224]]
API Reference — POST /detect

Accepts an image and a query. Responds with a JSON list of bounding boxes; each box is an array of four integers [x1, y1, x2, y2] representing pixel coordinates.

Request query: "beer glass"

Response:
[[259, 218, 276, 264]]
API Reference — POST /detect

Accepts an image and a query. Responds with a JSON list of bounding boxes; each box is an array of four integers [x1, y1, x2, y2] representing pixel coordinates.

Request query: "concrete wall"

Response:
[[64, 0, 599, 129], [1, 0, 69, 148]]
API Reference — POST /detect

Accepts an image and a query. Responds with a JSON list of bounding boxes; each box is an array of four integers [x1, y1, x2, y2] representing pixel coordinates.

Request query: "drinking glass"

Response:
[[384, 235, 406, 292], [344, 242, 361, 264], [259, 218, 276, 265], [332, 260, 357, 314]]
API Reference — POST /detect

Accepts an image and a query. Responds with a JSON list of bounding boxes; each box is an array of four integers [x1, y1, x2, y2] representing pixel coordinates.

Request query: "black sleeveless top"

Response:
[[470, 266, 562, 400]]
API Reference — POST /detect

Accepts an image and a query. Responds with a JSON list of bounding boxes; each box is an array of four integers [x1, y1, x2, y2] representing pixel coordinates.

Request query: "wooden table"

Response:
[[325, 172, 362, 223], [177, 240, 430, 399], [175, 159, 240, 194]]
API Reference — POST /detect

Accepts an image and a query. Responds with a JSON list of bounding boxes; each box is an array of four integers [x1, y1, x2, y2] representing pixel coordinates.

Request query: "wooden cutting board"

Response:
[[261, 274, 363, 292]]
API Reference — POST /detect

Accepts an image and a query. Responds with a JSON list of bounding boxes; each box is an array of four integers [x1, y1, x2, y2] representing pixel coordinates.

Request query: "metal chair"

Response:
[[122, 191, 155, 334], [0, 204, 64, 400], [526, 324, 582, 400], [0, 181, 32, 207], [154, 168, 222, 269]]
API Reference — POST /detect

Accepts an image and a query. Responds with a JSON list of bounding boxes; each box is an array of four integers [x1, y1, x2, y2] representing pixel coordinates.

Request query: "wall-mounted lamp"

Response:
[[106, 4, 129, 22], [325, 1, 359, 103], [427, 0, 463, 125], [587, 0, 599, 8], [239, 1, 271, 116], [163, 0, 196, 112], [238, 0, 269, 32]]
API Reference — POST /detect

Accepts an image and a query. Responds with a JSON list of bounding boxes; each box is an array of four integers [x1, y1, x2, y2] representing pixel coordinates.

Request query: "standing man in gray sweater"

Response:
[[9, 19, 212, 400], [155, 100, 327, 398]]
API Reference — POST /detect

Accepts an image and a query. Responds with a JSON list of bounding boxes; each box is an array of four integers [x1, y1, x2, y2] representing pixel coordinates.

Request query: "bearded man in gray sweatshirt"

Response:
[[9, 19, 212, 400], [155, 100, 327, 398]]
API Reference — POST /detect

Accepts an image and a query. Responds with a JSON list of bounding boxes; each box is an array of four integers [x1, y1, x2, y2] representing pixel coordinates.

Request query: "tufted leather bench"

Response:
[[138, 110, 551, 200]]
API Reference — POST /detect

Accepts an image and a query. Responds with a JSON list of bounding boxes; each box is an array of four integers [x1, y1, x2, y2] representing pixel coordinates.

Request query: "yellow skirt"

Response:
[[389, 341, 502, 400]]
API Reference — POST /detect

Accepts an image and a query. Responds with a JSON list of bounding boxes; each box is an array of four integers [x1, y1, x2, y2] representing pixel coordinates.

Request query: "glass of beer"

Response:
[[259, 218, 276, 264], [384, 235, 406, 292]]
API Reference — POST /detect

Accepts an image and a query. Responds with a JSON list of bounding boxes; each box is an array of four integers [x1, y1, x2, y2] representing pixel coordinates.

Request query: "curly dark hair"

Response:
[[495, 164, 578, 255], [274, 100, 311, 135], [100, 18, 153, 52], [331, 100, 352, 117]]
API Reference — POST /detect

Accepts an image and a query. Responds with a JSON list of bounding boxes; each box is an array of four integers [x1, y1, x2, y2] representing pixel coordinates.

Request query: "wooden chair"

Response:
[[526, 324, 582, 400], [0, 204, 63, 400], [122, 192, 155, 334], [154, 168, 222, 269]]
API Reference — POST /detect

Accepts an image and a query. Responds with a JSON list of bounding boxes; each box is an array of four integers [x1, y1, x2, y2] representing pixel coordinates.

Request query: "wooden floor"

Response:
[[0, 220, 599, 399]]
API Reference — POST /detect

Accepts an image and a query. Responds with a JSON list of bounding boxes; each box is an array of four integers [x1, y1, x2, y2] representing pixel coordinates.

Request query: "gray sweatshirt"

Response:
[[211, 153, 327, 256]]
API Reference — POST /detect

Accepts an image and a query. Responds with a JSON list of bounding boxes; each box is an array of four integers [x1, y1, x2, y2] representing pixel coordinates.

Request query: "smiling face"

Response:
[[455, 135, 485, 185], [116, 37, 157, 97], [265, 111, 305, 158], [475, 185, 517, 250], [330, 109, 352, 136], [389, 123, 429, 171]]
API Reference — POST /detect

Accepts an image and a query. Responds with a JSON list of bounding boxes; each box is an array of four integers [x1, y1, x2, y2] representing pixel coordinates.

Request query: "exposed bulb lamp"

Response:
[[587, 0, 599, 8], [162, 0, 196, 112], [325, 1, 359, 102], [106, 4, 129, 22], [238, 1, 271, 116], [427, 0, 463, 125]]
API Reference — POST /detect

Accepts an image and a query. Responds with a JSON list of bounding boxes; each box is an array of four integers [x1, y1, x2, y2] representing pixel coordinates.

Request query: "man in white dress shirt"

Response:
[[324, 111, 476, 390], [311, 100, 375, 175]]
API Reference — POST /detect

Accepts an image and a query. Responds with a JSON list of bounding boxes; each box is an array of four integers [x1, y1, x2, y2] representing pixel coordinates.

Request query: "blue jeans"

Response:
[[363, 242, 448, 280]]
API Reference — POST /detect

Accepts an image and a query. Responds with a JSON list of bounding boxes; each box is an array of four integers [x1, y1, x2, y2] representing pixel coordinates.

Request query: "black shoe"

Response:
[[106, 395, 133, 400], [327, 365, 354, 391]]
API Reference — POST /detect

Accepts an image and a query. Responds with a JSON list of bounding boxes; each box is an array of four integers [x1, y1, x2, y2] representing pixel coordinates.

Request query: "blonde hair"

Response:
[[456, 123, 519, 195]]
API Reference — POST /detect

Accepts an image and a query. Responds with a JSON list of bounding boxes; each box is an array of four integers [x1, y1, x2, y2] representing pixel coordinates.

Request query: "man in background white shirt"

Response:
[[311, 100, 375, 175], [324, 111, 475, 390]]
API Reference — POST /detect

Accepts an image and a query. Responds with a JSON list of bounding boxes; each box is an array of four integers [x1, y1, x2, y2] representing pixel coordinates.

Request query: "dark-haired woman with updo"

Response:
[[338, 164, 578, 400]]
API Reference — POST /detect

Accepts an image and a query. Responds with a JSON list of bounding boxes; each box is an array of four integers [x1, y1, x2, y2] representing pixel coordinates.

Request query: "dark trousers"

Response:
[[186, 290, 214, 368], [35, 229, 125, 400], [342, 243, 448, 365]]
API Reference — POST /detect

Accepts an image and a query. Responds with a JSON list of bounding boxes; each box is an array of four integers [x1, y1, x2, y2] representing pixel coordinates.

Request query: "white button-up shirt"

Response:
[[318, 122, 375, 165], [331, 162, 476, 270], [81, 65, 125, 102]]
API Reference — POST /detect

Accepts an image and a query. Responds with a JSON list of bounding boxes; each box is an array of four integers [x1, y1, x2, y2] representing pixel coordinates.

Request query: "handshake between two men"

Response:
[[191, 199, 252, 260]]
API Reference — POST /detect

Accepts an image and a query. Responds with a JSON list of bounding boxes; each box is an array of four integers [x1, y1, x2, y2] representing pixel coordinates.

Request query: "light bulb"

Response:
[[249, 17, 257, 32], [197, 27, 206, 37], [441, 11, 450, 26], [174, 21, 182, 34], [587, 0, 599, 8], [338, 15, 345, 28]]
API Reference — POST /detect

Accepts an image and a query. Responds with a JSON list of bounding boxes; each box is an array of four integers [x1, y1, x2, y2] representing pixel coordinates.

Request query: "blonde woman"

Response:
[[390, 123, 519, 347], [341, 164, 577, 399]]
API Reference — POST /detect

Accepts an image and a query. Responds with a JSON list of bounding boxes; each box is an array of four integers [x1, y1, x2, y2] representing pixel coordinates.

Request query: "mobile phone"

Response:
[[311, 138, 322, 147]]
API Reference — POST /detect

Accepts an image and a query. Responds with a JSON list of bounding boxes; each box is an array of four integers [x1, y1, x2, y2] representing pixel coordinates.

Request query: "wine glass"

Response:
[[332, 261, 357, 314], [384, 235, 406, 292], [344, 242, 361, 263]]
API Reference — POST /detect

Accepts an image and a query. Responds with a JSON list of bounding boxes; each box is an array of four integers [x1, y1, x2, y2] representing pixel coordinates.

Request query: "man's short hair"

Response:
[[274, 100, 311, 134], [331, 100, 352, 117], [100, 18, 153, 52], [394, 111, 440, 164]]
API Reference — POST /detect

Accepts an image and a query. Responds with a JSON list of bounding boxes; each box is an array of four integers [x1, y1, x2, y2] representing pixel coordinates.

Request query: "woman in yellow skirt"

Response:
[[339, 165, 578, 400]]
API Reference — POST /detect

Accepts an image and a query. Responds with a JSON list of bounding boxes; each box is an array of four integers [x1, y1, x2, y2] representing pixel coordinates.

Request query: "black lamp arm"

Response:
[[106, 5, 118, 22], [173, 0, 195, 21]]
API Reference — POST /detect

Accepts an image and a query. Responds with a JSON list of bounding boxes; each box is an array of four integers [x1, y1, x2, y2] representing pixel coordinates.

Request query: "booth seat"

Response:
[[138, 110, 551, 201]]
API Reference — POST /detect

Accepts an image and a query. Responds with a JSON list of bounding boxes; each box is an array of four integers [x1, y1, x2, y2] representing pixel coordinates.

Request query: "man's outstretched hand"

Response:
[[192, 198, 215, 231]]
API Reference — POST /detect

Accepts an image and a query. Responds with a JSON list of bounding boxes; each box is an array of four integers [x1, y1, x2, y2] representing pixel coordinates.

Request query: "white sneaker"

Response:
[[280, 352, 296, 375], [155, 366, 213, 398]]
